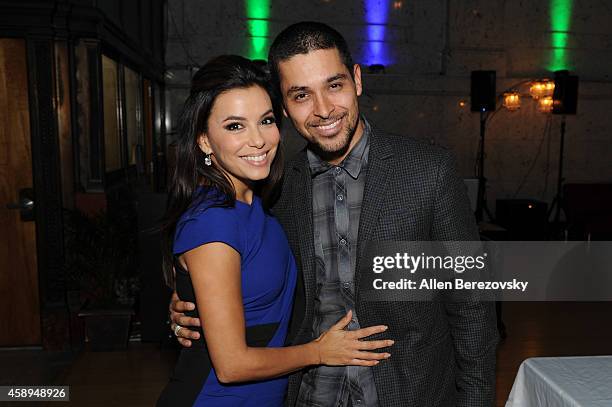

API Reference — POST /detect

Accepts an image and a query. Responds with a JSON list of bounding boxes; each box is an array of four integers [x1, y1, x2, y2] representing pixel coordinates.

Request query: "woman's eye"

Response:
[[261, 116, 276, 125], [225, 122, 243, 131]]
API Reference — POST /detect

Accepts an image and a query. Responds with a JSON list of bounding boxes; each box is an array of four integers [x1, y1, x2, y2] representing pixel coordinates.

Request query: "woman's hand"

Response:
[[312, 310, 394, 367], [169, 291, 201, 347]]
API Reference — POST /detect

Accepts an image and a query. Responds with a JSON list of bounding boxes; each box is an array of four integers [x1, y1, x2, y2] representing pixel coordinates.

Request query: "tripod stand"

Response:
[[547, 115, 567, 232], [476, 111, 495, 222]]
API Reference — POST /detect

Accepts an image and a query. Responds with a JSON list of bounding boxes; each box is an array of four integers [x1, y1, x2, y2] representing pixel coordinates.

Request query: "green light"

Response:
[[548, 0, 573, 71], [248, 19, 268, 37], [251, 36, 268, 58], [246, 1, 270, 60]]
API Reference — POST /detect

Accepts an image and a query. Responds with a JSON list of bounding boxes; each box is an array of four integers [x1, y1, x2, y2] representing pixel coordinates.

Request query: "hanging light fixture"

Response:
[[538, 96, 554, 113], [529, 79, 555, 99], [503, 91, 521, 111]]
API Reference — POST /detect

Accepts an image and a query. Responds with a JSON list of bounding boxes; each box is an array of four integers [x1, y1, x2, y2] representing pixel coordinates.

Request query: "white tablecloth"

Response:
[[506, 356, 612, 407]]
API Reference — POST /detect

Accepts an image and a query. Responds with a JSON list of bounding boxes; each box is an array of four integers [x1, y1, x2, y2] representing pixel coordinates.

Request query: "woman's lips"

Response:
[[240, 152, 269, 167]]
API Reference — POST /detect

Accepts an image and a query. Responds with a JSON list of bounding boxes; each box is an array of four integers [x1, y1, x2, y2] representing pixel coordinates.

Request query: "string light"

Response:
[[529, 79, 555, 99], [503, 92, 521, 111], [538, 96, 554, 113]]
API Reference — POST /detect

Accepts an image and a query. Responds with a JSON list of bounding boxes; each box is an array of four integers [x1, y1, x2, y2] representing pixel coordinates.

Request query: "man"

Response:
[[170, 22, 498, 406]]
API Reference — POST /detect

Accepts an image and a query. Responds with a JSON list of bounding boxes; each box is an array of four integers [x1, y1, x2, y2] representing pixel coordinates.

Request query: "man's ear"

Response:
[[197, 133, 212, 154], [353, 64, 363, 97]]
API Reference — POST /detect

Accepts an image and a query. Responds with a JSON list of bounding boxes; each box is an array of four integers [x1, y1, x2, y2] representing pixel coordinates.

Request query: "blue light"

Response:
[[363, 0, 393, 66], [367, 0, 389, 24], [368, 24, 386, 42]]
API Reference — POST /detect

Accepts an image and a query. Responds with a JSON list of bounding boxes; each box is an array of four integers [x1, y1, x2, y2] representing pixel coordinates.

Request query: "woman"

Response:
[[157, 55, 392, 406]]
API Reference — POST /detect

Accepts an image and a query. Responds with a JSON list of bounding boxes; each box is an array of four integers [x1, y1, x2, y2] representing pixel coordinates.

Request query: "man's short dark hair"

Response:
[[268, 21, 355, 89]]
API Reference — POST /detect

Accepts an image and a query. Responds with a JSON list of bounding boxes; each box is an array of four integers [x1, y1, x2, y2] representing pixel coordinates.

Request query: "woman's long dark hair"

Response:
[[161, 55, 284, 287]]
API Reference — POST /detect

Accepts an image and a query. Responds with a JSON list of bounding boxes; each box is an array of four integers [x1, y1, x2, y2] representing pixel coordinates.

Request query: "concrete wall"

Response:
[[165, 0, 612, 216]]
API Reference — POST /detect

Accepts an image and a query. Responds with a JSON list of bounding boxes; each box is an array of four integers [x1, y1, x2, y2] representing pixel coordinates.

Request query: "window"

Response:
[[102, 55, 121, 172], [124, 67, 143, 168]]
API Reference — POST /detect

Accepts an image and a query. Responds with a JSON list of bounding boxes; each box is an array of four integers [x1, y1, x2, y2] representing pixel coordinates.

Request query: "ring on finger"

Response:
[[174, 324, 183, 337]]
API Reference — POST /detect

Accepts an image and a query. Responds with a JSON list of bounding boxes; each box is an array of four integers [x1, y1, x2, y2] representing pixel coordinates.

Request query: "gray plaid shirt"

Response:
[[296, 118, 379, 407]]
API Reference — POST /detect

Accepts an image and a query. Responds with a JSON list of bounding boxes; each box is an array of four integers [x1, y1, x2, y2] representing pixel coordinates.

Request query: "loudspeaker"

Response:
[[553, 70, 578, 115], [471, 71, 496, 112], [496, 199, 548, 239]]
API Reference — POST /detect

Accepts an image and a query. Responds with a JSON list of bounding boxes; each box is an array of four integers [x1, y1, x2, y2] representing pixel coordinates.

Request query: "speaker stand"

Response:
[[476, 111, 495, 223], [547, 115, 566, 236]]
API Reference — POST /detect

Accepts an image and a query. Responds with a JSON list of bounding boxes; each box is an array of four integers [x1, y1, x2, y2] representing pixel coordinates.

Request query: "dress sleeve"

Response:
[[173, 206, 243, 256]]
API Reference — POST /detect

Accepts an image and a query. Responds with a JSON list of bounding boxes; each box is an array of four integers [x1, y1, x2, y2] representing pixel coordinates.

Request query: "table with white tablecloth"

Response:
[[506, 356, 612, 407]]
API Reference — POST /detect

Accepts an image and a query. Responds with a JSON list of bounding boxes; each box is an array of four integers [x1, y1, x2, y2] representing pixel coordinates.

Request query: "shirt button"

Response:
[[337, 194, 344, 201], [340, 238, 347, 245], [342, 282, 351, 288], [334, 167, 341, 174]]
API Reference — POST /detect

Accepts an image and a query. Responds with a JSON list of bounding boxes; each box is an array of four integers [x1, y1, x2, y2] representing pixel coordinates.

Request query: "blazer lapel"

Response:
[[355, 128, 394, 298]]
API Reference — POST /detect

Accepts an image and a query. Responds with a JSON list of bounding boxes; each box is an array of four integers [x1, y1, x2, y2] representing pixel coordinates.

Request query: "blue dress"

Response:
[[157, 189, 298, 406]]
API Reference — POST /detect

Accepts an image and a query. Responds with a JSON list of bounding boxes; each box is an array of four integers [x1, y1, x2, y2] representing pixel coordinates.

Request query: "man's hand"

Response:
[[169, 291, 201, 347]]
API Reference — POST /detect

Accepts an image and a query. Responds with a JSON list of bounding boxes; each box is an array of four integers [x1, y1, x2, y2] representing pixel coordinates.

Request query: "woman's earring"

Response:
[[204, 153, 212, 166]]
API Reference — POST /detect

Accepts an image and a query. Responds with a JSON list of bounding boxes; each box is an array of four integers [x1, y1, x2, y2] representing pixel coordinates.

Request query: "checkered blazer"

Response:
[[272, 126, 499, 407]]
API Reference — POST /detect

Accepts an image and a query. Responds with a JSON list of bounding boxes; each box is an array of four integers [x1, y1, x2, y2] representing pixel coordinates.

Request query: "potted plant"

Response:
[[64, 207, 139, 350]]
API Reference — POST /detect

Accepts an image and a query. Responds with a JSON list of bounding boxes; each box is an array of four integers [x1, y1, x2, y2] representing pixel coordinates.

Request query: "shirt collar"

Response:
[[307, 116, 371, 179]]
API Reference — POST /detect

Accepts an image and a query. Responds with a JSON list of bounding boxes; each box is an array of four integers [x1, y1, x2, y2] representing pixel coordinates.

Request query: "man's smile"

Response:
[[310, 114, 345, 136]]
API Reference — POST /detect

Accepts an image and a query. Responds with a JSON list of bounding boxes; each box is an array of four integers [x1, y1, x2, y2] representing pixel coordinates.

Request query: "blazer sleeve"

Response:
[[431, 150, 499, 407]]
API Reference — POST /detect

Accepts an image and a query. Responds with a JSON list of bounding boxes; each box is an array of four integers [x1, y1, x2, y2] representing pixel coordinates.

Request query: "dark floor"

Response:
[[0, 348, 76, 407], [0, 342, 176, 407], [1, 302, 611, 406], [0, 348, 74, 387]]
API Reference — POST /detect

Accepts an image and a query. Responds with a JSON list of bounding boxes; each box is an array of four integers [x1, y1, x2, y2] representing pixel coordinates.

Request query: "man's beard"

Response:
[[306, 114, 359, 162]]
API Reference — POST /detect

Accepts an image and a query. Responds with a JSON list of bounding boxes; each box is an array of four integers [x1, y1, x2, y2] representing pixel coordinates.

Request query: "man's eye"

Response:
[[330, 83, 342, 90], [295, 93, 308, 101], [225, 122, 243, 131], [261, 116, 276, 125]]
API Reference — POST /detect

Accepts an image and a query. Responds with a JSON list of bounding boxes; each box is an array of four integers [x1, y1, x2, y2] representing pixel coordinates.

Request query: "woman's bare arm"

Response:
[[183, 242, 393, 384]]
